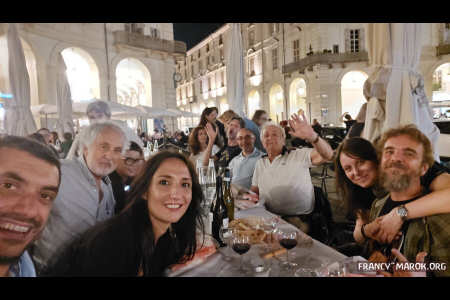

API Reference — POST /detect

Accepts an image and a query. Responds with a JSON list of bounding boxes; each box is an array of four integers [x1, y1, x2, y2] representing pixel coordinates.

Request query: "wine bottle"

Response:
[[211, 175, 228, 247], [223, 168, 235, 221]]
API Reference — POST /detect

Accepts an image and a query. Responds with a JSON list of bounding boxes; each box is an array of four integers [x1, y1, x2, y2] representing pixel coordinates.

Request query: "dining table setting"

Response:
[[167, 205, 359, 277]]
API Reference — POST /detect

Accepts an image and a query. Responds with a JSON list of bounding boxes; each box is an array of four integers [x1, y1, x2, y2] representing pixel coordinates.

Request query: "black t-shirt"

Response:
[[421, 161, 450, 189], [215, 144, 241, 169], [109, 171, 132, 215]]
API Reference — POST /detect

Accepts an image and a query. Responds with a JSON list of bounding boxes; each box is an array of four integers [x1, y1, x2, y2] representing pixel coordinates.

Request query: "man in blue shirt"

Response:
[[0, 136, 61, 277], [228, 128, 263, 190]]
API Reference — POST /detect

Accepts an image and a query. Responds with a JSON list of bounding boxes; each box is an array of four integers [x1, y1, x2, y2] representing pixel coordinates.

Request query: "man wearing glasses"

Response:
[[32, 121, 126, 274], [109, 142, 145, 214]]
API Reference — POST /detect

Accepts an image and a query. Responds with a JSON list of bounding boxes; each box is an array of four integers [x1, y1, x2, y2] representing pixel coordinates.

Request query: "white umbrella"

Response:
[[4, 23, 36, 136], [30, 104, 57, 128], [136, 105, 179, 118], [226, 23, 245, 117], [72, 99, 144, 117], [167, 108, 200, 118], [56, 53, 74, 137], [384, 23, 440, 160]]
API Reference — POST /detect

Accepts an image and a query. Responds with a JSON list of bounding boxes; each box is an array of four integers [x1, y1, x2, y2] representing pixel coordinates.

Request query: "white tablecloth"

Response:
[[170, 206, 347, 277]]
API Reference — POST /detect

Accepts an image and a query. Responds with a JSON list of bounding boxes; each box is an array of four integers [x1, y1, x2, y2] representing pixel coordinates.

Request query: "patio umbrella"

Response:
[[56, 53, 74, 137], [384, 23, 440, 159], [72, 99, 144, 118], [361, 23, 391, 143], [167, 108, 200, 118], [226, 23, 245, 117], [30, 104, 57, 127], [4, 23, 36, 136], [136, 105, 179, 118]]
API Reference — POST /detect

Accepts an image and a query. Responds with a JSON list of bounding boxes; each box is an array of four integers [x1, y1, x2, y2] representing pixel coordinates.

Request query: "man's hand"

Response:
[[288, 112, 316, 142], [241, 192, 259, 203], [205, 123, 218, 144], [375, 209, 404, 244], [363, 219, 382, 240]]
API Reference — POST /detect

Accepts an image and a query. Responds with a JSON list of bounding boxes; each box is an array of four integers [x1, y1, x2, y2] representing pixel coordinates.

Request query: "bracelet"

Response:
[[361, 224, 368, 240], [310, 133, 320, 144]]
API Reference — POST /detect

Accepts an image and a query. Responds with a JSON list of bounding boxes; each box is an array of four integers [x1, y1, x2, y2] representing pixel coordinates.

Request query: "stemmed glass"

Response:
[[197, 167, 209, 214], [231, 232, 251, 273], [260, 217, 279, 251], [219, 226, 235, 261], [276, 228, 299, 270]]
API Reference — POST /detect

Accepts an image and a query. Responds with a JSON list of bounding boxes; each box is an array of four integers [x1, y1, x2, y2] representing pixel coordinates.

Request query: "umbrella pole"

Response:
[[46, 113, 48, 128]]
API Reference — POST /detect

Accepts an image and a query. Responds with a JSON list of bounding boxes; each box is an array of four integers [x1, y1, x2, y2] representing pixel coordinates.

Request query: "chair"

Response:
[[316, 162, 334, 199]]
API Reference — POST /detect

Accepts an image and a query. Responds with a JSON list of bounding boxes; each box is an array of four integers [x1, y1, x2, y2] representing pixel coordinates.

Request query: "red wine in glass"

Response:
[[280, 238, 297, 250], [232, 243, 251, 255]]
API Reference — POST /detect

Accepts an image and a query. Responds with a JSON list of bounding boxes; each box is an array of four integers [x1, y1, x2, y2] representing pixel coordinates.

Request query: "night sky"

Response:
[[173, 23, 225, 50]]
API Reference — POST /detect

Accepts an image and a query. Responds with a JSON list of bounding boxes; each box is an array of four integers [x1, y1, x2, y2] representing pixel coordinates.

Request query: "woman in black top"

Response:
[[335, 137, 450, 245], [44, 151, 204, 276]]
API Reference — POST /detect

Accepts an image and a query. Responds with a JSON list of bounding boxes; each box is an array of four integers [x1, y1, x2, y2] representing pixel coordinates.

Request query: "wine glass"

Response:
[[276, 228, 299, 270], [219, 226, 234, 261], [231, 232, 251, 273], [197, 166, 209, 213], [260, 217, 279, 251]]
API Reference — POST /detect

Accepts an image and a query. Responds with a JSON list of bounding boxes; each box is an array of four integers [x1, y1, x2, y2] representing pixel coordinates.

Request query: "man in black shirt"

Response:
[[109, 142, 145, 214], [363, 125, 450, 276]]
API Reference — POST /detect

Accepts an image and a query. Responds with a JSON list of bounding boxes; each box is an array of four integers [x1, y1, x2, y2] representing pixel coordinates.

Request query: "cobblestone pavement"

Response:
[[310, 165, 348, 223]]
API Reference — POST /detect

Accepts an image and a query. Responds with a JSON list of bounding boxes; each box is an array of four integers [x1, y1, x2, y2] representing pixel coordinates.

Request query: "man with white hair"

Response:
[[66, 100, 143, 159], [32, 121, 127, 273], [245, 112, 334, 232]]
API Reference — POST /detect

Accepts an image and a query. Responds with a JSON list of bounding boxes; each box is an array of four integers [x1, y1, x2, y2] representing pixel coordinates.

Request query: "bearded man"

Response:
[[363, 125, 450, 277], [32, 121, 126, 273]]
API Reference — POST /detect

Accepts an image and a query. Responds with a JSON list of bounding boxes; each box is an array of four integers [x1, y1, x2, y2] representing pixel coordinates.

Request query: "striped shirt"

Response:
[[32, 156, 116, 270]]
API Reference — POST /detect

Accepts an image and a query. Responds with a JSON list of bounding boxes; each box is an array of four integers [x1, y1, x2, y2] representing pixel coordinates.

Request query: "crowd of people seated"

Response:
[[1, 100, 450, 277]]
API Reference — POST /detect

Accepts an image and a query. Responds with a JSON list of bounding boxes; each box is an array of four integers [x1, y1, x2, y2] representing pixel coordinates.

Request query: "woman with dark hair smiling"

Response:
[[335, 136, 450, 246], [44, 151, 204, 276], [188, 126, 220, 168]]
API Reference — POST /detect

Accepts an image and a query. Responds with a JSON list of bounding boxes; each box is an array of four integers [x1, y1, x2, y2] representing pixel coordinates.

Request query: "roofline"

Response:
[[186, 23, 230, 55]]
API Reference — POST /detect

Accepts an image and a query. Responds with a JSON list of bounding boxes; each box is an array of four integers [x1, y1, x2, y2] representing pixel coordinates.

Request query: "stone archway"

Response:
[[340, 70, 368, 121], [289, 77, 307, 117], [269, 84, 284, 123], [247, 90, 260, 119], [61, 47, 101, 102], [115, 57, 152, 107]]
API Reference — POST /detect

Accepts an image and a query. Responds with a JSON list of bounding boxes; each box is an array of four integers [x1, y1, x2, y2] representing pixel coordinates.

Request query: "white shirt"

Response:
[[251, 147, 315, 216], [190, 145, 220, 168]]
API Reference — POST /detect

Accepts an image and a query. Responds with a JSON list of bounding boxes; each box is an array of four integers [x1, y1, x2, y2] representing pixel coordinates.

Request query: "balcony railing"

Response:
[[113, 31, 187, 55], [437, 44, 450, 56], [282, 51, 369, 74]]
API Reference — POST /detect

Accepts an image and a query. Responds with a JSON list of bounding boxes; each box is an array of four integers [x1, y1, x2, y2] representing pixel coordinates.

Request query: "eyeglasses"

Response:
[[124, 157, 145, 166]]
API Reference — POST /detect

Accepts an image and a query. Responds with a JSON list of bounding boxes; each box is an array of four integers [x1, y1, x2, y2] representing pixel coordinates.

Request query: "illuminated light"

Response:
[[250, 74, 262, 86], [297, 87, 305, 96], [210, 90, 216, 98], [203, 93, 209, 100], [0, 93, 13, 99]]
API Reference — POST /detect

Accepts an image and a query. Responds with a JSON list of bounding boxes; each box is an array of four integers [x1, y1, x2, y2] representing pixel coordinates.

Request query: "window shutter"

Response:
[[344, 29, 350, 53], [359, 28, 365, 51]]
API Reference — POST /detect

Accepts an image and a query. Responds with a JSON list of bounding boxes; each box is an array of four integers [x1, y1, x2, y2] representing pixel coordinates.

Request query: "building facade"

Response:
[[175, 23, 450, 130], [0, 23, 186, 132]]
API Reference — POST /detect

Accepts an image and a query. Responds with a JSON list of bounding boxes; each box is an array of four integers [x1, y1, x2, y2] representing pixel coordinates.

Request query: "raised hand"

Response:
[[205, 122, 218, 144], [288, 111, 316, 142]]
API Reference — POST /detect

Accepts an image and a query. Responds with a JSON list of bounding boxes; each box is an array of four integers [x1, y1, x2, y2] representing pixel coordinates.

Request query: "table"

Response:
[[170, 206, 347, 277]]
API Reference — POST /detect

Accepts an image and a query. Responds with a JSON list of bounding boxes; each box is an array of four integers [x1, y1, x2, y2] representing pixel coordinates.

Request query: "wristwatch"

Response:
[[396, 205, 409, 222]]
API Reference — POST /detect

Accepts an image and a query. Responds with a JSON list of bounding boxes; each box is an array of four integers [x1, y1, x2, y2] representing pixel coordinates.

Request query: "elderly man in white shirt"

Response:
[[228, 128, 263, 190], [244, 112, 334, 232]]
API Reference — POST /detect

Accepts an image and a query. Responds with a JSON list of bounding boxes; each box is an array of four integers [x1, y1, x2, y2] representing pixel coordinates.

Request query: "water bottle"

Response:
[[206, 159, 216, 207]]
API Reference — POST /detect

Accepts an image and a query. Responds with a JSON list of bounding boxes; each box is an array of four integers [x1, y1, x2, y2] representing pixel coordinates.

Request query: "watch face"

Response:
[[397, 206, 407, 217]]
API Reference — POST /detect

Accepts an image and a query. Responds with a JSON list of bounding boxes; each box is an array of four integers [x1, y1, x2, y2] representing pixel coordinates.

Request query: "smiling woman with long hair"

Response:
[[43, 151, 204, 276]]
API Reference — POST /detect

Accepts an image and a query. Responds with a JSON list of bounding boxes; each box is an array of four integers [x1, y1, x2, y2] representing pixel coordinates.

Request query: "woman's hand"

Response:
[[205, 123, 218, 144], [288, 112, 316, 142], [363, 219, 381, 240], [376, 209, 404, 244]]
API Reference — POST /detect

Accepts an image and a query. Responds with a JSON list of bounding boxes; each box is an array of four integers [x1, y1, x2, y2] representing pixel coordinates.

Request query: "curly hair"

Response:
[[188, 126, 208, 156]]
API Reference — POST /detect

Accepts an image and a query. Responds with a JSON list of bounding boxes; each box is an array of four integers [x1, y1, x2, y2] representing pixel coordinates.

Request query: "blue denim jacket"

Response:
[[9, 251, 36, 277]]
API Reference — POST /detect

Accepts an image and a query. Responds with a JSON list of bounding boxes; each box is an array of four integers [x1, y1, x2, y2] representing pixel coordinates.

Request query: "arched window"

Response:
[[116, 57, 152, 107], [269, 84, 284, 123], [432, 63, 450, 102], [340, 71, 368, 121], [61, 47, 100, 102], [247, 90, 260, 119], [289, 78, 307, 116]]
